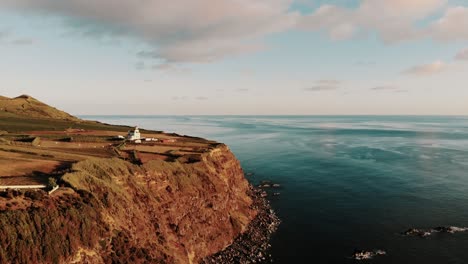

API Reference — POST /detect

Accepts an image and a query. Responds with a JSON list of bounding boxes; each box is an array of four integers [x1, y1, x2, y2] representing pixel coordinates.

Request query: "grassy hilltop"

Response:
[[0, 95, 131, 133], [0, 94, 215, 186]]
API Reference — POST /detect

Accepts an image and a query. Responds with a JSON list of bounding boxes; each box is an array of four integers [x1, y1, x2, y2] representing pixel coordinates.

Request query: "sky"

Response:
[[0, 0, 467, 115]]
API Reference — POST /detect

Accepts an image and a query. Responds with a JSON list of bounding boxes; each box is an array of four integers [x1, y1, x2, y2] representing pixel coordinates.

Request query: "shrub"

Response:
[[48, 177, 58, 189]]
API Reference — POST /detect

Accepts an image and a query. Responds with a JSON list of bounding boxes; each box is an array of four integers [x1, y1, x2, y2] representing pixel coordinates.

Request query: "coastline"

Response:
[[202, 187, 281, 264]]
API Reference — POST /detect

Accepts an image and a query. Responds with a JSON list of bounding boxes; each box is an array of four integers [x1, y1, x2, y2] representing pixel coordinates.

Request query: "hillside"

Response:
[[0, 95, 133, 133], [0, 95, 79, 121], [0, 95, 279, 263], [0, 148, 258, 263]]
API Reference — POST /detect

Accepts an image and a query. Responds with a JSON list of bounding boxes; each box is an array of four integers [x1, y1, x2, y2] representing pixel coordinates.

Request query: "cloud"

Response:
[[239, 69, 255, 78], [428, 6, 468, 41], [304, 86, 338, 91], [305, 79, 341, 92], [11, 38, 34, 45], [0, 31, 35, 46], [316, 79, 341, 86], [171, 96, 189, 101], [370, 85, 399, 91], [135, 61, 146, 70], [297, 0, 468, 43], [151, 63, 191, 74], [1, 0, 298, 64], [236, 88, 250, 92], [355, 61, 376, 66], [403, 60, 447, 75], [152, 64, 173, 71], [0, 31, 8, 41], [455, 47, 468, 60], [2, 0, 465, 65]]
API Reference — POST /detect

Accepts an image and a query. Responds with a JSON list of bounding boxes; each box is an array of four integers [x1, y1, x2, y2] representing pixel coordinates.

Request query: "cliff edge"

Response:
[[0, 145, 257, 263], [0, 95, 278, 264]]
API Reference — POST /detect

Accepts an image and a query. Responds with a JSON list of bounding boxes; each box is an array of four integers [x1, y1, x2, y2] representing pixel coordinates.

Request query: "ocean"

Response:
[[84, 115, 468, 263]]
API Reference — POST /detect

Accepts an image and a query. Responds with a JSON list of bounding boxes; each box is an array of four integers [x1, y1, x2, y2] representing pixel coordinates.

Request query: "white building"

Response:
[[127, 127, 141, 141]]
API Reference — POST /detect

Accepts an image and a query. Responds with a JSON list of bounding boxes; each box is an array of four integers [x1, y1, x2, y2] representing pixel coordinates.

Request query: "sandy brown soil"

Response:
[[0, 129, 214, 187], [27, 129, 173, 139], [0, 150, 62, 177]]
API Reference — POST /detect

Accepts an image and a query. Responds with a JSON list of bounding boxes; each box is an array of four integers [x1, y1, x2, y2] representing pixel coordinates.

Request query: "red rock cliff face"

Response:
[[0, 144, 257, 264]]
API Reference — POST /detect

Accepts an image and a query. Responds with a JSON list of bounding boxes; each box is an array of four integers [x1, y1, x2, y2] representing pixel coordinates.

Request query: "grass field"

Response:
[[0, 96, 216, 187], [0, 119, 216, 186]]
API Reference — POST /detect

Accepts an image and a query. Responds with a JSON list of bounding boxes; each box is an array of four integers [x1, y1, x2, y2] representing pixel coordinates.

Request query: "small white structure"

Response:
[[0, 185, 47, 191], [127, 127, 141, 141]]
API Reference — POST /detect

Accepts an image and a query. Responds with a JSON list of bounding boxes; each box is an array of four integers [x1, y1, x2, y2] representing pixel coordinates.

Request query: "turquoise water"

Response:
[[85, 116, 468, 263]]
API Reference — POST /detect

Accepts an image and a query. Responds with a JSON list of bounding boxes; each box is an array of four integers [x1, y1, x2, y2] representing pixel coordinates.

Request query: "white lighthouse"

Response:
[[127, 127, 141, 141]]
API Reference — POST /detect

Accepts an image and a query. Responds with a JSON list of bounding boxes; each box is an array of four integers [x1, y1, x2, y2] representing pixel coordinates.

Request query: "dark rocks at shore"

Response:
[[258, 180, 281, 189], [402, 228, 432, 238], [433, 226, 468, 233], [402, 226, 468, 238], [202, 187, 281, 264], [351, 249, 386, 260]]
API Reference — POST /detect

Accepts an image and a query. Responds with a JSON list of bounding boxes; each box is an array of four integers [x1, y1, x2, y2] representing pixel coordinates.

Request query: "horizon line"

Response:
[[78, 114, 468, 117]]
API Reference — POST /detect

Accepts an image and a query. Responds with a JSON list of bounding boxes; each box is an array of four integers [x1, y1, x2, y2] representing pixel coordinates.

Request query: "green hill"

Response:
[[0, 95, 131, 133], [0, 95, 79, 121]]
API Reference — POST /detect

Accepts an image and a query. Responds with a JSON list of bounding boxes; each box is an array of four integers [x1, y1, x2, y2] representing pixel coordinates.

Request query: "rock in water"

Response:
[[402, 226, 468, 238], [351, 249, 386, 260]]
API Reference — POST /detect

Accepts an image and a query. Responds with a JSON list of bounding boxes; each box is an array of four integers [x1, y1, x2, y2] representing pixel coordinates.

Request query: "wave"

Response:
[[402, 226, 468, 238]]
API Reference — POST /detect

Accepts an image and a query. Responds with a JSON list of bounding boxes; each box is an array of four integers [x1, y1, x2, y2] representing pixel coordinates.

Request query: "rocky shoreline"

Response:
[[202, 187, 281, 264]]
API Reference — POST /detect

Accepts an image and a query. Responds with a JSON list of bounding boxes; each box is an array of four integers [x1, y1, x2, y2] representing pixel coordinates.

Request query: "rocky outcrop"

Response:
[[0, 145, 259, 263]]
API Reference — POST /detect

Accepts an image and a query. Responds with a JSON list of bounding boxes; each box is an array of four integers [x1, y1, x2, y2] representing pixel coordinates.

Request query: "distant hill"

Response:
[[0, 95, 79, 121], [0, 95, 136, 133]]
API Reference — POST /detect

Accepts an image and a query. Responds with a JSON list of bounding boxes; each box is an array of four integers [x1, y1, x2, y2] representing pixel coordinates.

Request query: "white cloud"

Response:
[[0, 31, 8, 40], [316, 79, 341, 86], [0, 0, 298, 63], [298, 0, 465, 43], [2, 0, 467, 65], [11, 38, 34, 45], [237, 88, 250, 92], [403, 60, 447, 75], [371, 85, 399, 91], [0, 30, 34, 45], [304, 79, 341, 92], [455, 47, 468, 60], [428, 6, 468, 41]]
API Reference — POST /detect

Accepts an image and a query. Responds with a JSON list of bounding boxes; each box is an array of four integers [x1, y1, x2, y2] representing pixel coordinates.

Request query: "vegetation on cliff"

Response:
[[0, 95, 132, 133], [0, 190, 105, 263], [0, 95, 271, 264], [1, 145, 256, 264], [0, 95, 79, 121]]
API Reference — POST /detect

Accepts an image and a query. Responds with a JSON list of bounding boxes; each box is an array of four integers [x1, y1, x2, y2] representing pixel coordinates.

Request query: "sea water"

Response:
[[83, 115, 468, 263]]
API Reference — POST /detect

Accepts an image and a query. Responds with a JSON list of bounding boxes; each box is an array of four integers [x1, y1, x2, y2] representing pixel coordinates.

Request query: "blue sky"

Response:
[[0, 0, 467, 115]]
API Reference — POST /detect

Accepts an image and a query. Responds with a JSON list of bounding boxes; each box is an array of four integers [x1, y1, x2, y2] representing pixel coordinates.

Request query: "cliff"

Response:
[[0, 144, 257, 264], [0, 95, 278, 263]]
